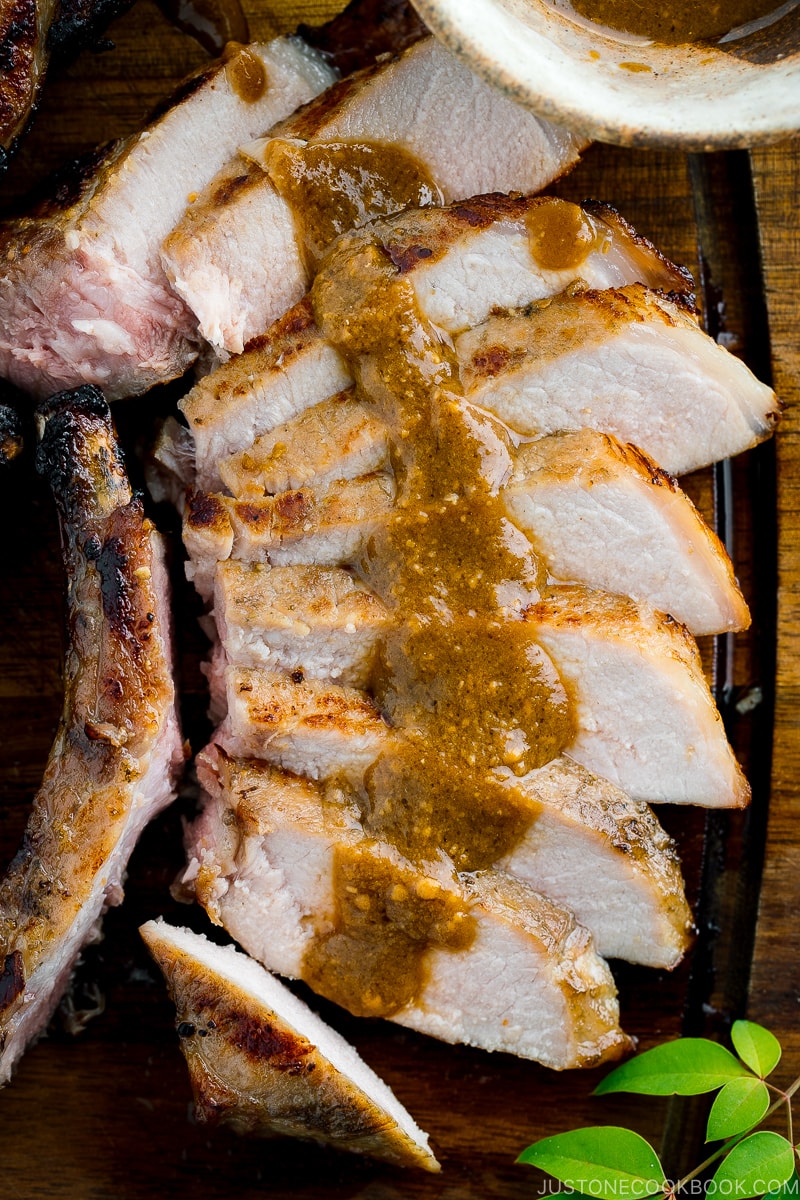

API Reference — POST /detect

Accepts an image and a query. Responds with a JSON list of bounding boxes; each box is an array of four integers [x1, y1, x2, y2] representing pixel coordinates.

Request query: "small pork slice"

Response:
[[0, 41, 336, 400], [219, 391, 388, 499], [161, 35, 588, 355], [180, 298, 353, 490], [184, 473, 395, 601], [505, 429, 750, 636], [526, 587, 750, 808], [185, 748, 631, 1069], [216, 666, 388, 780], [215, 562, 389, 688], [140, 919, 439, 1171], [0, 388, 184, 1085], [314, 194, 694, 345], [457, 286, 779, 474]]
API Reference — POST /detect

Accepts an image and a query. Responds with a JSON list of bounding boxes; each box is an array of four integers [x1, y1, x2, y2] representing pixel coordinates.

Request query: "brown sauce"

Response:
[[262, 139, 443, 272], [223, 44, 268, 104], [525, 198, 604, 271], [302, 846, 475, 1018], [558, 0, 791, 44], [304, 235, 574, 1015]]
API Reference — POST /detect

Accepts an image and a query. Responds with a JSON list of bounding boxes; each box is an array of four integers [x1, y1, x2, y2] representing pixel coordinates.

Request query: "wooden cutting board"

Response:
[[0, 2, 798, 1193]]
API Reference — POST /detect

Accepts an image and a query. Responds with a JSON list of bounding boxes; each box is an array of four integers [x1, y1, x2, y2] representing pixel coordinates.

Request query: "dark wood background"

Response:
[[0, 2, 798, 1193]]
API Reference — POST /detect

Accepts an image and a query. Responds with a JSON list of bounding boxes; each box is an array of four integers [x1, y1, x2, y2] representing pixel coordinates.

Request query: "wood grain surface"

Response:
[[0, 2, 797, 1194]]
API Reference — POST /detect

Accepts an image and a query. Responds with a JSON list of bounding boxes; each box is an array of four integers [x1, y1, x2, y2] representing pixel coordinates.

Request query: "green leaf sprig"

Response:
[[518, 1021, 800, 1198]]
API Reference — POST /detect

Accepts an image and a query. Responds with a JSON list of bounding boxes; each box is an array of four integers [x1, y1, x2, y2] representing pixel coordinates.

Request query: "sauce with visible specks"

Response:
[[302, 230, 574, 1015], [263, 139, 442, 272]]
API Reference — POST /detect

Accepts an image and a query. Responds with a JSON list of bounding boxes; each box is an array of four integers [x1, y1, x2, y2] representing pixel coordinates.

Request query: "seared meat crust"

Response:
[[0, 386, 184, 1084]]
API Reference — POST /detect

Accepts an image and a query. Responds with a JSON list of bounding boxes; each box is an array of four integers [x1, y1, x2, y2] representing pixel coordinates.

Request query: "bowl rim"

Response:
[[410, 0, 800, 150]]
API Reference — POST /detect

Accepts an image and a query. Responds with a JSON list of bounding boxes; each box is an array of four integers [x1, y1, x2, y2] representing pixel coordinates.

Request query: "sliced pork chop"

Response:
[[0, 41, 336, 400], [219, 391, 388, 499], [208, 550, 742, 808], [161, 35, 588, 355], [184, 474, 396, 600], [199, 384, 747, 637], [457, 286, 779, 474], [140, 919, 439, 1171], [0, 388, 184, 1084], [215, 562, 389, 688], [185, 748, 631, 1069], [314, 194, 694, 344], [526, 587, 750, 807], [198, 649, 691, 968], [217, 666, 388, 780], [498, 756, 692, 968], [180, 298, 353, 491], [505, 429, 750, 636]]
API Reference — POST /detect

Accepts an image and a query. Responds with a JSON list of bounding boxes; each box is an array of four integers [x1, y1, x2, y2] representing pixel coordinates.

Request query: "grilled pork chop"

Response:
[[208, 556, 745, 809], [205, 388, 748, 637], [0, 388, 184, 1084], [0, 40, 336, 400], [457, 286, 779, 475], [141, 919, 439, 1170], [161, 36, 589, 354], [185, 748, 632, 1069]]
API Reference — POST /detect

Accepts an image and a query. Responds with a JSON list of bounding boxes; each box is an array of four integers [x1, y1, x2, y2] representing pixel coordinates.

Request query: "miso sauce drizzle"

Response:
[[262, 139, 443, 273], [304, 233, 574, 1016]]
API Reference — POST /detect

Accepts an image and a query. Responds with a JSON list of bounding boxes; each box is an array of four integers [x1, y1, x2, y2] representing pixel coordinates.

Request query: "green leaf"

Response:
[[706, 1076, 770, 1141], [517, 1126, 666, 1198], [731, 1020, 782, 1078], [594, 1039, 752, 1097], [767, 1167, 800, 1196], [711, 1131, 795, 1198]]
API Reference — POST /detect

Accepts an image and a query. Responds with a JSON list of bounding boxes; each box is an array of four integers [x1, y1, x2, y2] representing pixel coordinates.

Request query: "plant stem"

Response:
[[672, 1073, 800, 1192]]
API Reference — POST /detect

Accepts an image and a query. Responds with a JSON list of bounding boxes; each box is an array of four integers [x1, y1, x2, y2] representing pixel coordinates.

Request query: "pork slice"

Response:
[[315, 194, 694, 339], [140, 919, 439, 1171], [184, 474, 395, 601], [215, 562, 389, 687], [180, 299, 353, 490], [526, 587, 750, 807], [198, 633, 690, 967], [217, 666, 388, 779], [161, 35, 588, 355], [498, 757, 692, 968], [186, 749, 631, 1069], [0, 388, 184, 1084], [0, 40, 336, 400], [506, 428, 750, 636], [457, 286, 779, 473], [213, 559, 742, 807], [219, 391, 388, 499]]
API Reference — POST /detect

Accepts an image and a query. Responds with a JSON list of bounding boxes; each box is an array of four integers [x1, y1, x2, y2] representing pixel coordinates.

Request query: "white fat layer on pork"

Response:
[[527, 587, 750, 807], [161, 36, 587, 355], [140, 919, 439, 1170], [0, 40, 336, 400]]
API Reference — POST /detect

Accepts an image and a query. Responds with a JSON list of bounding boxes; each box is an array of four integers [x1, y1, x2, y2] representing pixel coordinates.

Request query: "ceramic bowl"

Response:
[[410, 0, 800, 149]]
